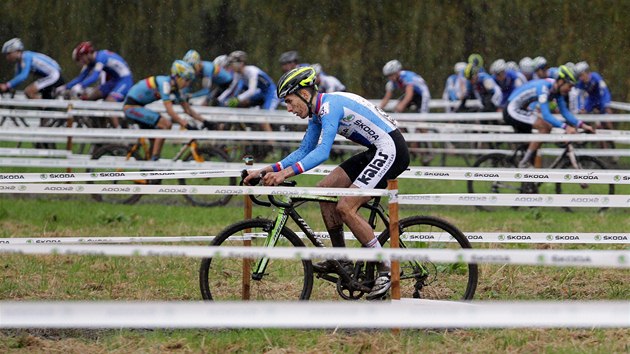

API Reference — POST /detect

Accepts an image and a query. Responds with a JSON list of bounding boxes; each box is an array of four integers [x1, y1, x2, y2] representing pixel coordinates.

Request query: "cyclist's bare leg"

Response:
[[520, 118, 552, 167], [152, 116, 172, 159], [104, 95, 121, 128], [317, 167, 352, 247], [24, 84, 42, 99]]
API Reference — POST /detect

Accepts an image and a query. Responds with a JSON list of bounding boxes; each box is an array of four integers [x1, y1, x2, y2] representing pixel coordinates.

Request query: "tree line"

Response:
[[1, 0, 628, 102]]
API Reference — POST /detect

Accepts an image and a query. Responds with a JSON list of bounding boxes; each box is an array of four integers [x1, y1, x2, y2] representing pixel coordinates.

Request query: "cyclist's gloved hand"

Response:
[[202, 120, 215, 130], [54, 86, 66, 97], [227, 97, 239, 108], [70, 84, 83, 97], [185, 123, 199, 130]]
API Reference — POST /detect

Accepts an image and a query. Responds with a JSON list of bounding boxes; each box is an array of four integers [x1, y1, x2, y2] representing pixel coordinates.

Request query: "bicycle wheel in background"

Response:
[[378, 215, 478, 301], [87, 144, 144, 205], [467, 153, 521, 211], [199, 219, 314, 300], [178, 146, 237, 207], [555, 156, 614, 212]]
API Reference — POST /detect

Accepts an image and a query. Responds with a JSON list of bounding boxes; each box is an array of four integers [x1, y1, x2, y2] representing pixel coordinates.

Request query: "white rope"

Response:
[[2, 301, 628, 328]]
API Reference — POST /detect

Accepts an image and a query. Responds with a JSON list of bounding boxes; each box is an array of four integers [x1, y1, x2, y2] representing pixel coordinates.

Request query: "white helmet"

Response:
[[533, 56, 547, 70], [311, 63, 322, 76], [2, 38, 24, 54], [574, 61, 589, 75], [454, 62, 467, 74], [519, 57, 534, 74], [382, 59, 402, 76], [489, 59, 507, 74], [213, 54, 228, 68], [506, 61, 519, 72]]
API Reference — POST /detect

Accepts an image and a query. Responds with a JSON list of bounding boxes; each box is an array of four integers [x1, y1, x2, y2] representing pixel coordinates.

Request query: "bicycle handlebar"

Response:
[[240, 169, 297, 208]]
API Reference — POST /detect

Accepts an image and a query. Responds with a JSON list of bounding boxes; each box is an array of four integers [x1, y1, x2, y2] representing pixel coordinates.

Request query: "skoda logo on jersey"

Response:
[[342, 114, 355, 123]]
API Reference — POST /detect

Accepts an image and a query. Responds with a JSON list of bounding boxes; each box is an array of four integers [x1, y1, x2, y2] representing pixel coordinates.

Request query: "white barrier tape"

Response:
[[1, 162, 629, 186], [0, 157, 246, 171], [2, 232, 629, 245], [401, 166, 630, 185], [0, 183, 388, 198], [399, 193, 628, 208], [0, 147, 71, 157], [2, 301, 628, 328], [610, 101, 630, 111], [0, 244, 628, 268], [0, 170, 241, 183], [4, 126, 630, 143]]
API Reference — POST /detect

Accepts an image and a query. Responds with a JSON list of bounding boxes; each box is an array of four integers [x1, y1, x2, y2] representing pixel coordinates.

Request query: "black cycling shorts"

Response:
[[340, 129, 409, 189], [503, 109, 532, 134]]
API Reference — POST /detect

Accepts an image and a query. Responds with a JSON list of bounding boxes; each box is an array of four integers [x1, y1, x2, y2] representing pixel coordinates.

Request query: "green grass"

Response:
[[1, 153, 630, 352]]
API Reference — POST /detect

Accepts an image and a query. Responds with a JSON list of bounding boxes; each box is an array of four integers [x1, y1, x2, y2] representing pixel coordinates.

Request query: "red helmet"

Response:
[[72, 41, 94, 61]]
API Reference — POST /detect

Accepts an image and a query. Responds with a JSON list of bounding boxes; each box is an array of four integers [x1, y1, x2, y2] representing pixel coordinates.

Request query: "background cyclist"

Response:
[[182, 49, 233, 106], [122, 60, 207, 160], [504, 65, 595, 168], [462, 63, 503, 112], [244, 66, 410, 300], [58, 41, 133, 127], [0, 38, 64, 100]]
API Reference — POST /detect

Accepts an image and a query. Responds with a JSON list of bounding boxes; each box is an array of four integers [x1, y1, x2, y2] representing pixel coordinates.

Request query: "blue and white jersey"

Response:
[[66, 50, 132, 89], [385, 70, 431, 102], [470, 71, 503, 108], [236, 65, 275, 101], [507, 79, 580, 128], [7, 51, 61, 89], [188, 61, 233, 98], [318, 73, 346, 93], [493, 70, 525, 107], [575, 72, 611, 113], [125, 76, 183, 106], [273, 92, 398, 175]]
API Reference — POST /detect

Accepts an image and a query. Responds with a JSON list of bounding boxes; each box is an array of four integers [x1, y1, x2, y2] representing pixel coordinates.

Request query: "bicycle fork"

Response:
[[251, 209, 289, 280]]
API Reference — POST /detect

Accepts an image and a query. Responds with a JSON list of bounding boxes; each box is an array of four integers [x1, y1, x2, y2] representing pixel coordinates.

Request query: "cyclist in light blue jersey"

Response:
[[490, 59, 525, 108], [244, 67, 410, 300], [0, 38, 64, 99], [504, 65, 594, 167], [182, 49, 233, 106], [442, 62, 468, 113], [463, 63, 502, 112], [60, 42, 133, 103], [379, 59, 431, 113], [312, 63, 346, 93], [123, 60, 209, 160]]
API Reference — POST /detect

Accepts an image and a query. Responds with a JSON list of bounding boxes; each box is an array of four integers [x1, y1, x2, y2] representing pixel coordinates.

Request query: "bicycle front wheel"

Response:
[[467, 153, 520, 211], [199, 219, 314, 301], [179, 146, 237, 207], [379, 216, 478, 300]]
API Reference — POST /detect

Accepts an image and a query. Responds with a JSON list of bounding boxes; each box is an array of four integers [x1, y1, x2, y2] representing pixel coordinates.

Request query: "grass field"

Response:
[[1, 163, 629, 353]]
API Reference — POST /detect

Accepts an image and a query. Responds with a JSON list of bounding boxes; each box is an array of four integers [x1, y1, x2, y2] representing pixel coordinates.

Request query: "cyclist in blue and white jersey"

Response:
[[312, 63, 346, 93], [123, 60, 208, 160], [182, 49, 233, 106], [504, 65, 595, 167], [379, 59, 431, 113], [0, 38, 64, 99], [490, 59, 525, 108], [442, 62, 468, 113], [574, 61, 612, 116], [244, 67, 409, 300], [463, 63, 502, 112], [60, 42, 133, 104], [532, 56, 549, 80], [519, 57, 535, 81]]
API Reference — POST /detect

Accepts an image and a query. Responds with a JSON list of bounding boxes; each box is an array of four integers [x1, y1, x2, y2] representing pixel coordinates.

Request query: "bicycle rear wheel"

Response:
[[467, 153, 521, 211], [378, 215, 478, 300], [87, 144, 144, 205], [555, 156, 614, 212], [199, 219, 314, 301], [178, 146, 236, 207]]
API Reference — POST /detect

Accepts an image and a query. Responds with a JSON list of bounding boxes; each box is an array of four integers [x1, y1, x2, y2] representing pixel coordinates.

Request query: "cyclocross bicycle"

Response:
[[87, 124, 236, 207], [467, 139, 614, 212], [199, 171, 478, 301]]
